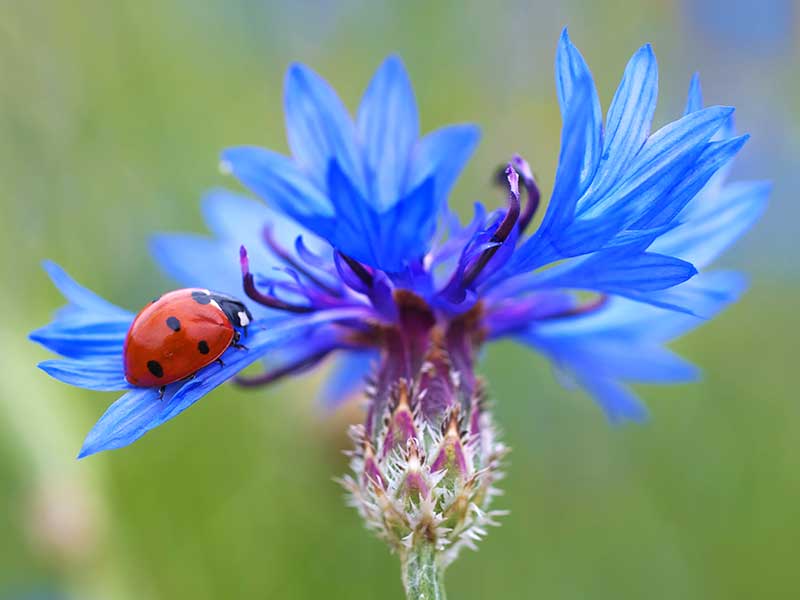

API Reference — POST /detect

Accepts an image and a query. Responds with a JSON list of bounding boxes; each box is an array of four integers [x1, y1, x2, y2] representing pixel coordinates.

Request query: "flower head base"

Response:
[[340, 292, 507, 566]]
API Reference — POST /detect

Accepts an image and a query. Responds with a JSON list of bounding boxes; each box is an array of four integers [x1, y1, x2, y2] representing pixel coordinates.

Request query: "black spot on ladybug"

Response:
[[147, 360, 164, 378], [166, 316, 181, 332], [198, 340, 210, 355], [191, 290, 211, 305]]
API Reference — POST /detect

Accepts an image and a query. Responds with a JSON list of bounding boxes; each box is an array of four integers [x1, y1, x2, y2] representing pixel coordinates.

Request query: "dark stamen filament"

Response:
[[234, 347, 335, 387], [263, 226, 342, 297], [240, 246, 316, 313], [460, 165, 521, 289], [512, 154, 541, 233], [339, 252, 375, 288]]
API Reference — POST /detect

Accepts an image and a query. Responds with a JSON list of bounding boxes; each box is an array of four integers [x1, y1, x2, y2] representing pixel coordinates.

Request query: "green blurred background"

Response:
[[1, 1, 798, 598]]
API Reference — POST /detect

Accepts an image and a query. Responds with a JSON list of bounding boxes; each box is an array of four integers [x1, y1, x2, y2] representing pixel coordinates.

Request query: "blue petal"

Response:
[[325, 160, 380, 265], [507, 105, 735, 271], [627, 106, 735, 178], [357, 55, 419, 210], [284, 63, 364, 192], [520, 333, 655, 422], [30, 263, 133, 360], [515, 268, 728, 422], [221, 146, 332, 220], [195, 189, 328, 292], [320, 160, 436, 272], [202, 189, 298, 282], [78, 387, 161, 458], [506, 75, 596, 273], [407, 124, 480, 211], [30, 318, 130, 360], [79, 308, 366, 458], [633, 134, 749, 228], [532, 249, 698, 295], [684, 72, 703, 115], [376, 176, 437, 271], [539, 337, 699, 383], [39, 357, 130, 391], [682, 72, 736, 141], [627, 270, 747, 317], [201, 189, 319, 253], [581, 44, 658, 205], [576, 376, 649, 423], [557, 116, 733, 256], [201, 189, 268, 239], [520, 270, 741, 420], [533, 271, 746, 342], [555, 29, 602, 196], [653, 180, 770, 269], [543, 74, 597, 233], [150, 234, 247, 303], [41, 261, 131, 319], [580, 106, 735, 221]]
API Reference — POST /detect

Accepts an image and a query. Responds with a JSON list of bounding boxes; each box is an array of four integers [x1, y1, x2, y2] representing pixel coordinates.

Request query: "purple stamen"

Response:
[[262, 226, 343, 297], [338, 252, 374, 289], [294, 236, 330, 269], [512, 154, 541, 233], [240, 245, 316, 313], [460, 165, 521, 289], [234, 345, 336, 387]]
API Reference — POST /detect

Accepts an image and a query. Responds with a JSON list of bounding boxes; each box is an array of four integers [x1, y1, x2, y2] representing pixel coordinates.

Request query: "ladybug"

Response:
[[123, 288, 252, 392]]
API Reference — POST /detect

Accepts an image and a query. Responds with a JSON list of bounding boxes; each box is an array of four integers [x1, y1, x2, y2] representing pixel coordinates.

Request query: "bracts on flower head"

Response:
[[339, 290, 508, 566]]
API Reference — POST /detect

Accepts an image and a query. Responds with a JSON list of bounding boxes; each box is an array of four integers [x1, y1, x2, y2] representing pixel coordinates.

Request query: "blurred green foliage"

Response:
[[1, 1, 797, 598]]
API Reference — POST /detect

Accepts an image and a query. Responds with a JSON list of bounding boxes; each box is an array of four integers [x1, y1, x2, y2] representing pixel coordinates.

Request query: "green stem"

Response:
[[401, 542, 447, 600]]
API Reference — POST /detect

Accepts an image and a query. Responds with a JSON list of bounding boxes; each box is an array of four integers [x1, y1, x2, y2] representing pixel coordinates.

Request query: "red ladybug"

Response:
[[123, 289, 252, 390]]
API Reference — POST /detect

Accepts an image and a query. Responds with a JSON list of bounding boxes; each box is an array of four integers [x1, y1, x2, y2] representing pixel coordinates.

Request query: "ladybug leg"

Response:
[[216, 357, 225, 367], [158, 385, 166, 400], [232, 330, 248, 350]]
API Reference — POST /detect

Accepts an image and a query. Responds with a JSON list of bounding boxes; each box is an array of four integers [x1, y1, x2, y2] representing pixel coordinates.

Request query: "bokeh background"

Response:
[[1, 0, 798, 598]]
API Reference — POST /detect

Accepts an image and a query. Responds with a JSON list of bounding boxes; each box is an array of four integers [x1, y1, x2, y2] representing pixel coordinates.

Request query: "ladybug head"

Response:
[[210, 292, 253, 329]]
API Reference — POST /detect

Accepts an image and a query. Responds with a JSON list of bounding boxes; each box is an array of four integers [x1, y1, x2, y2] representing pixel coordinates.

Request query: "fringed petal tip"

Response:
[[39, 260, 132, 318], [76, 386, 162, 459], [38, 358, 130, 392]]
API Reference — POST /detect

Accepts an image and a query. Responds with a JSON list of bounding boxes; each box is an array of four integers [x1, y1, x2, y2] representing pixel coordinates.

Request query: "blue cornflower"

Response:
[[31, 30, 767, 463]]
